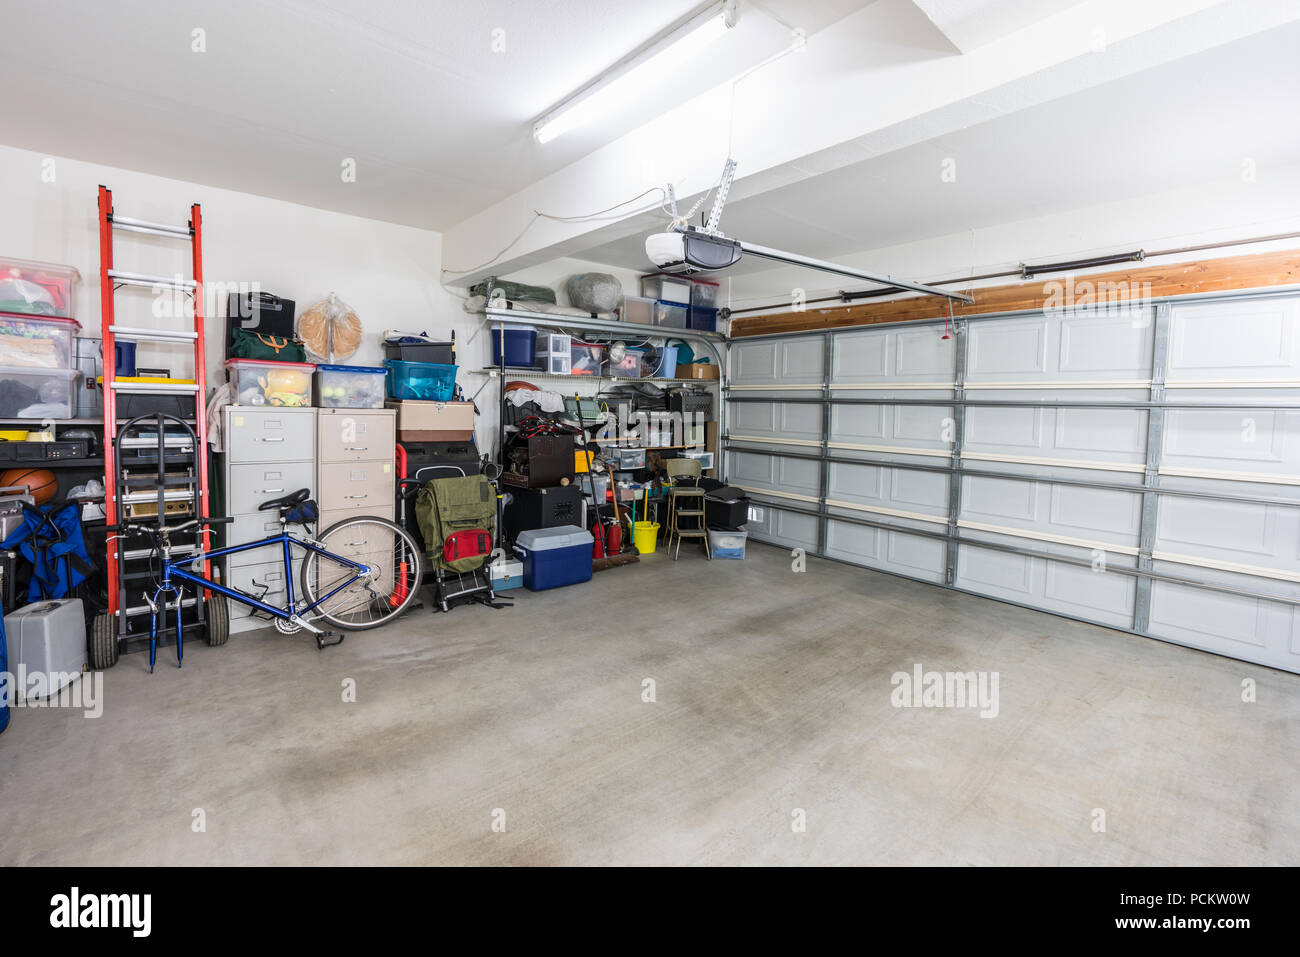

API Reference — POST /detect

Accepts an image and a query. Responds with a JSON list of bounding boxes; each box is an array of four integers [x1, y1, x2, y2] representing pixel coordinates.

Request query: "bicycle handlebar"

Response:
[[105, 516, 233, 536]]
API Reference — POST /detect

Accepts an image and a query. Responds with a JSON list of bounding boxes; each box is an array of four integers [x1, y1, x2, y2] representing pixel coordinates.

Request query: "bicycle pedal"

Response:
[[315, 631, 345, 650]]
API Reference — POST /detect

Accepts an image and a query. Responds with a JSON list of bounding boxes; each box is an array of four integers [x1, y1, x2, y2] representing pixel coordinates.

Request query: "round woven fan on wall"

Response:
[[297, 292, 363, 362]]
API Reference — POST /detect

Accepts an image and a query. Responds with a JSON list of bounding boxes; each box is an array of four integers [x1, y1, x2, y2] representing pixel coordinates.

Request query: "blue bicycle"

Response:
[[107, 489, 424, 671]]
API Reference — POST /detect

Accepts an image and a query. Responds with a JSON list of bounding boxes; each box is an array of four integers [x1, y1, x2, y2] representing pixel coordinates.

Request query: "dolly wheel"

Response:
[[89, 610, 120, 670], [205, 594, 230, 647]]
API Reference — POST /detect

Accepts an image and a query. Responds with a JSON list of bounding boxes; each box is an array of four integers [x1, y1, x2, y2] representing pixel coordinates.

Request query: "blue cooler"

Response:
[[513, 525, 593, 591]]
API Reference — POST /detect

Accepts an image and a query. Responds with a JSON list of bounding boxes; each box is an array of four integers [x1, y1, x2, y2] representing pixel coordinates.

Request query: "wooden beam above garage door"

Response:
[[729, 249, 1300, 337]]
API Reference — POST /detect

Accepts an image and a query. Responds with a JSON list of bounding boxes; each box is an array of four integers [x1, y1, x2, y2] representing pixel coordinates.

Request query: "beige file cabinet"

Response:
[[315, 407, 396, 531], [220, 406, 317, 634]]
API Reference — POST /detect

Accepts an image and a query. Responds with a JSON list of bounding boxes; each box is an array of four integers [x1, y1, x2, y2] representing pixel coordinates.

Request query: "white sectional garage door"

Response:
[[726, 292, 1300, 673]]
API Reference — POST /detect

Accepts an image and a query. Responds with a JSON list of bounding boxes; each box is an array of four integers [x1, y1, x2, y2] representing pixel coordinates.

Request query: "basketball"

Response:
[[0, 467, 58, 505]]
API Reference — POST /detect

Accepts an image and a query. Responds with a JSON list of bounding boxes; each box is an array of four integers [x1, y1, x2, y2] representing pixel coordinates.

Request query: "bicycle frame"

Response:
[[143, 527, 371, 669]]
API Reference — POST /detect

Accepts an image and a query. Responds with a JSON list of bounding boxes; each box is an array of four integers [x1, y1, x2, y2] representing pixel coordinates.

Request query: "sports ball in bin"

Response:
[[0, 467, 57, 505]]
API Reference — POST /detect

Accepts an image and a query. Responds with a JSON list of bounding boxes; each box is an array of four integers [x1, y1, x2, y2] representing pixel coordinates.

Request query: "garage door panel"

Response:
[[895, 329, 956, 377], [894, 404, 952, 442], [1047, 485, 1140, 537], [732, 401, 778, 434], [1165, 409, 1285, 462], [968, 318, 1048, 375], [963, 475, 1039, 522], [828, 462, 885, 502], [825, 521, 882, 562], [1053, 407, 1147, 455], [1042, 562, 1135, 620], [779, 403, 822, 440], [957, 546, 1036, 594], [965, 406, 1043, 449], [957, 542, 1135, 627], [731, 341, 777, 382], [1059, 314, 1153, 375], [730, 452, 779, 487], [731, 337, 824, 384], [887, 531, 946, 579], [777, 457, 820, 495], [888, 467, 948, 511], [831, 404, 887, 441], [1149, 581, 1269, 649], [1156, 497, 1273, 557], [1169, 299, 1299, 378], [833, 330, 888, 380]]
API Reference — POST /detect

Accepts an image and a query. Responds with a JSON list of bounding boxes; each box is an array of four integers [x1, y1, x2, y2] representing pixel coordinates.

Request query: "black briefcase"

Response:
[[226, 291, 296, 356]]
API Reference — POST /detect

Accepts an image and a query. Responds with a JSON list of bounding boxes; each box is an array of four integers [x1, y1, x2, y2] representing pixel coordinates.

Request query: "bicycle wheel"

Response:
[[300, 515, 424, 630]]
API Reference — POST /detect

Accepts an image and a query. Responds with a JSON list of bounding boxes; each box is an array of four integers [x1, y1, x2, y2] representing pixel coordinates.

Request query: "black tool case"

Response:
[[503, 484, 582, 540]]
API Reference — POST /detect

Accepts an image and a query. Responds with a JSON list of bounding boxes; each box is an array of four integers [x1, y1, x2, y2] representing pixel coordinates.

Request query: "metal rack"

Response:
[[482, 301, 727, 468]]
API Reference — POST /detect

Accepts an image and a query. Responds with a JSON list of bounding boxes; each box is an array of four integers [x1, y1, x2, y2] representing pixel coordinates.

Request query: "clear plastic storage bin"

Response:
[[0, 258, 80, 319], [314, 364, 386, 408], [607, 348, 645, 378], [640, 273, 692, 304], [0, 367, 79, 419], [225, 358, 315, 407], [620, 295, 656, 324], [708, 528, 748, 559], [570, 339, 606, 376], [690, 278, 720, 308], [535, 333, 572, 375], [654, 301, 688, 328], [0, 315, 79, 370]]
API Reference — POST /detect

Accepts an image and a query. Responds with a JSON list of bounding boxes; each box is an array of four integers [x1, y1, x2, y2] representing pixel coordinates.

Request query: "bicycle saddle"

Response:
[[259, 488, 311, 512]]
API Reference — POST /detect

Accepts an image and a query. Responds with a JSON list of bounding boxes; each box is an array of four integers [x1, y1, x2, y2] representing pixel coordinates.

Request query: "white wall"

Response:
[[1, 143, 527, 450], [0, 143, 666, 455]]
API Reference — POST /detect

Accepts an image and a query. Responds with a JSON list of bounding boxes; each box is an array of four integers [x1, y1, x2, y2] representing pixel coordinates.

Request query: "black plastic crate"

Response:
[[706, 495, 749, 530], [668, 390, 713, 418], [384, 340, 455, 364], [116, 391, 197, 421]]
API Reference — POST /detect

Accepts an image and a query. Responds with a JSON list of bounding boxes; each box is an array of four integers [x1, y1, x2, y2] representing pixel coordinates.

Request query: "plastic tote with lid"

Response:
[[513, 525, 594, 591]]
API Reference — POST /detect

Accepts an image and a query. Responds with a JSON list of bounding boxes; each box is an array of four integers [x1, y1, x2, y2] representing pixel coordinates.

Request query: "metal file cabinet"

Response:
[[220, 406, 317, 634], [315, 407, 396, 531]]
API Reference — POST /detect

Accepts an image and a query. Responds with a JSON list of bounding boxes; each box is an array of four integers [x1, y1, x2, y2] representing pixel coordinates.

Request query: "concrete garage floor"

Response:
[[2, 543, 1297, 866]]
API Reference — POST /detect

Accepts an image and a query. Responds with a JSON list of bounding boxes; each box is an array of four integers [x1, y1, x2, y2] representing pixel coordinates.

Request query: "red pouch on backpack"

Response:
[[444, 529, 492, 563]]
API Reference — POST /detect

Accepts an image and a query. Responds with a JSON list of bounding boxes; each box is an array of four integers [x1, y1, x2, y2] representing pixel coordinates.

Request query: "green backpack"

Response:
[[230, 328, 307, 362], [415, 474, 497, 573]]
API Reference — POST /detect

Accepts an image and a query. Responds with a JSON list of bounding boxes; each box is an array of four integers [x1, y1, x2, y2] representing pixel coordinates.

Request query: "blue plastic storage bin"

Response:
[[114, 339, 137, 376], [513, 525, 593, 591], [652, 344, 678, 378], [688, 305, 717, 332], [490, 325, 537, 367], [384, 359, 457, 401]]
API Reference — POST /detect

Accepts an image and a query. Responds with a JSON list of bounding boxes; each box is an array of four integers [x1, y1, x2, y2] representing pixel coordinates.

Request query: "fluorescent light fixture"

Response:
[[533, 0, 737, 145]]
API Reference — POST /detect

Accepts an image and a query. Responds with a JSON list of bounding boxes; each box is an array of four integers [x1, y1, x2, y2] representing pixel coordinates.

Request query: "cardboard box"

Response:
[[676, 362, 720, 380], [387, 399, 474, 442]]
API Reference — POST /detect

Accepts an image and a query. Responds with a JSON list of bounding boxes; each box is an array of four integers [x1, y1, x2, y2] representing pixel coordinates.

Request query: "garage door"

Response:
[[725, 291, 1300, 673]]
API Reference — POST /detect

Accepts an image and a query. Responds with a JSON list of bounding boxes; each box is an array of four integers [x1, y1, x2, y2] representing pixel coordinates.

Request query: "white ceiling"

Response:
[[571, 19, 1300, 275], [910, 0, 1091, 52], [0, 0, 868, 230]]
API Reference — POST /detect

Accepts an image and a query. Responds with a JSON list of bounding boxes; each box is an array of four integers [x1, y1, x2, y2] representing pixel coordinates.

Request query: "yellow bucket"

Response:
[[633, 521, 660, 554]]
